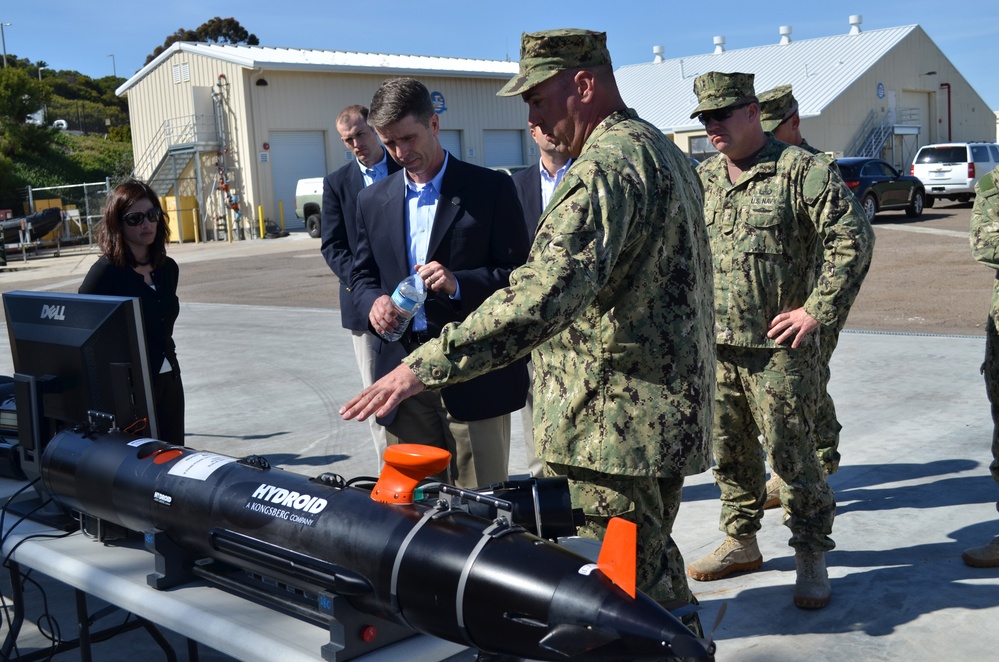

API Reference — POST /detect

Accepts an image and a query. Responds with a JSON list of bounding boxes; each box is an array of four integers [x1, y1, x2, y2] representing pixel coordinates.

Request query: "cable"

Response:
[[123, 417, 149, 435], [0, 493, 75, 660], [0, 476, 41, 543]]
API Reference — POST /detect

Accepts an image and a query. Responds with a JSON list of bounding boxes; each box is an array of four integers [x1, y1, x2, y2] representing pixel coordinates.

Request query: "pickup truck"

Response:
[[294, 177, 324, 238]]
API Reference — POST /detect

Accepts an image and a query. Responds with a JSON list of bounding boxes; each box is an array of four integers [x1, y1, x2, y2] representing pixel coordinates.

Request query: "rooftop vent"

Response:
[[713, 36, 725, 54], [653, 45, 664, 63], [779, 25, 792, 45], [849, 15, 863, 35]]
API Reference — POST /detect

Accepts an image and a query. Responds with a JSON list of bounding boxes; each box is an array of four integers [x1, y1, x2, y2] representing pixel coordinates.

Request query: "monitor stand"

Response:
[[3, 486, 79, 533]]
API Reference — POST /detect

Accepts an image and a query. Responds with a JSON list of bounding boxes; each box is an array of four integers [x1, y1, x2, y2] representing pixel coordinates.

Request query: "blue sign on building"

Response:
[[431, 91, 447, 114]]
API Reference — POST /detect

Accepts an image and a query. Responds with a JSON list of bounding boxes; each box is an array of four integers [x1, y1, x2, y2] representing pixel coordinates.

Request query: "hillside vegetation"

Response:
[[0, 56, 131, 212], [0, 17, 258, 213]]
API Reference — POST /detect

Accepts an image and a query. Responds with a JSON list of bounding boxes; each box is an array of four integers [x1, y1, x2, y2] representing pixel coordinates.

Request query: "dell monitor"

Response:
[[3, 290, 160, 482]]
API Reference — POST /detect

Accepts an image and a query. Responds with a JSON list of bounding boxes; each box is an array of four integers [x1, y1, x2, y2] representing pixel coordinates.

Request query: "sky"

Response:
[[4, 1, 998, 109]]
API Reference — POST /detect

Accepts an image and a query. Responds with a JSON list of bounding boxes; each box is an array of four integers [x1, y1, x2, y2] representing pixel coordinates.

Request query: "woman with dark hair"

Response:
[[79, 179, 185, 445]]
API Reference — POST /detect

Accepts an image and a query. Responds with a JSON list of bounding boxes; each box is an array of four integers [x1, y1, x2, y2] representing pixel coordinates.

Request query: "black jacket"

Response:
[[351, 155, 530, 424], [320, 151, 401, 330], [79, 256, 180, 373]]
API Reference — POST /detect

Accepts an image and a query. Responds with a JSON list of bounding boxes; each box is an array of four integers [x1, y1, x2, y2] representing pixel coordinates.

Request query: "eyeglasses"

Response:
[[697, 103, 750, 126], [122, 209, 162, 227]]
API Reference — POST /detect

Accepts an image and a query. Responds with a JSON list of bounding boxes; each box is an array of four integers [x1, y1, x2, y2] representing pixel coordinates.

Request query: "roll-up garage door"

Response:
[[439, 130, 462, 160], [484, 130, 525, 167], [268, 131, 327, 228]]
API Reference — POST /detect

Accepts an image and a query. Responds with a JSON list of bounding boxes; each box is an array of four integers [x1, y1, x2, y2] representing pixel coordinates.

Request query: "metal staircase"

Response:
[[846, 108, 896, 158], [133, 114, 219, 197], [132, 74, 247, 242]]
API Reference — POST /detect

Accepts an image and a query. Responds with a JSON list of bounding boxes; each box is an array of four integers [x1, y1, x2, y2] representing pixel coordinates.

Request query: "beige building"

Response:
[[615, 17, 995, 170], [116, 43, 528, 242]]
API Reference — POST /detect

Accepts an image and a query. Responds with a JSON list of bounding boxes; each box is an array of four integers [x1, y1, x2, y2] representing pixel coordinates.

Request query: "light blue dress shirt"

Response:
[[358, 150, 390, 187], [404, 151, 450, 332], [540, 158, 572, 210]]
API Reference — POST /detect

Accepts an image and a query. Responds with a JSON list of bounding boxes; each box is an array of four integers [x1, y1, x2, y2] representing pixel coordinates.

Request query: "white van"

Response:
[[910, 142, 999, 206]]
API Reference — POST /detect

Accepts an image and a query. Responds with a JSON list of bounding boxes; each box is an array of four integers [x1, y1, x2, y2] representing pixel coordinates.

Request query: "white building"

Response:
[[615, 17, 995, 168], [117, 43, 528, 242]]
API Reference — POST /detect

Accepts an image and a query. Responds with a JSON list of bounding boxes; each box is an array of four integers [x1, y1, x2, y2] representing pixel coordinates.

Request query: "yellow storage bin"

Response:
[[160, 196, 198, 243]]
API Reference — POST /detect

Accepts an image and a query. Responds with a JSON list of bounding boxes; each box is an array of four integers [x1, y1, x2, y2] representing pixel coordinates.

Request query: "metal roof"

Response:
[[117, 42, 519, 96], [615, 24, 920, 133]]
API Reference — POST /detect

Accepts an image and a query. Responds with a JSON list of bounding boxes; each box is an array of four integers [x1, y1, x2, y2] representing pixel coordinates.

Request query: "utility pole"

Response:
[[107, 53, 116, 78], [1, 23, 11, 68]]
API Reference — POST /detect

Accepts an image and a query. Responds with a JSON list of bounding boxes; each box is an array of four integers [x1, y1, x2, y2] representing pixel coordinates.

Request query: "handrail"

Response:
[[133, 114, 219, 180], [847, 108, 900, 158], [845, 110, 878, 157]]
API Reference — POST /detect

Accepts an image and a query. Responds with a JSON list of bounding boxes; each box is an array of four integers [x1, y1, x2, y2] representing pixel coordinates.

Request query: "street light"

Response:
[[107, 53, 116, 78], [1, 23, 11, 68], [38, 66, 46, 81]]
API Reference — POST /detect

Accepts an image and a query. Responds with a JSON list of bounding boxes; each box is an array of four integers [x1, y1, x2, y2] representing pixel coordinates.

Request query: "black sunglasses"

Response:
[[697, 102, 751, 126], [122, 208, 162, 227]]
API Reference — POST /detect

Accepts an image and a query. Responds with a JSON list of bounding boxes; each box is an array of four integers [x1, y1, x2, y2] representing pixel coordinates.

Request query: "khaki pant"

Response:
[[351, 329, 389, 467], [386, 389, 510, 489]]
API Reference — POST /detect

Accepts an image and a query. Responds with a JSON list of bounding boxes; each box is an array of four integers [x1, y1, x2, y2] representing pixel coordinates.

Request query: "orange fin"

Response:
[[597, 517, 637, 598]]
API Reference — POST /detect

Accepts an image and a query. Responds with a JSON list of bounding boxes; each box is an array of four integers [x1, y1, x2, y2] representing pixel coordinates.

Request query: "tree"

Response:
[[0, 67, 51, 156], [197, 17, 259, 45], [145, 17, 259, 64]]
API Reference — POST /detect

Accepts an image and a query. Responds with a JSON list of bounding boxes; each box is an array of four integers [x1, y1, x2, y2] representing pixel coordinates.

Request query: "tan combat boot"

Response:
[[763, 474, 782, 510], [794, 551, 831, 609], [687, 536, 763, 581], [962, 536, 999, 567]]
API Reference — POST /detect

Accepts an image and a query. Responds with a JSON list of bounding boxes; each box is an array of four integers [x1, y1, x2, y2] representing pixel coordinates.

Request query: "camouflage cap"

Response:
[[497, 29, 611, 97], [689, 71, 757, 119], [758, 84, 799, 132]]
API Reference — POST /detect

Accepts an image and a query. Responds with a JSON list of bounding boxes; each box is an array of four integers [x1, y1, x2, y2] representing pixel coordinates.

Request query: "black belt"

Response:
[[403, 330, 435, 353]]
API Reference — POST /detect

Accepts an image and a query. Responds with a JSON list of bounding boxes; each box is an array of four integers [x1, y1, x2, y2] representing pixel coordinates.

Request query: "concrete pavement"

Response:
[[2, 236, 998, 660]]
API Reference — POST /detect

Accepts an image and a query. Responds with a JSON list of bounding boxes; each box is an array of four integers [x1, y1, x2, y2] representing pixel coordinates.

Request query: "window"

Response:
[[172, 63, 190, 84], [916, 146, 966, 164]]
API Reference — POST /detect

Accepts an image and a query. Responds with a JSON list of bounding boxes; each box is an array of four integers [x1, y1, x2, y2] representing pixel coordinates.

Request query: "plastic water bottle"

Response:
[[380, 274, 427, 342]]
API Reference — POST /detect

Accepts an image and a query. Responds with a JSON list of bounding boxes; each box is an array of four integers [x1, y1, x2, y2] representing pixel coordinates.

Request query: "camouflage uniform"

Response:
[[759, 85, 846, 474], [797, 138, 822, 157], [698, 135, 874, 553], [969, 166, 999, 491], [789, 136, 845, 474], [407, 105, 716, 614]]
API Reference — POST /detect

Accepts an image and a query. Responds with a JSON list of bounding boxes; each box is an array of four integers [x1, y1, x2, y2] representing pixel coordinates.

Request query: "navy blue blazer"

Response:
[[320, 150, 401, 330], [351, 155, 530, 424], [511, 164, 542, 242]]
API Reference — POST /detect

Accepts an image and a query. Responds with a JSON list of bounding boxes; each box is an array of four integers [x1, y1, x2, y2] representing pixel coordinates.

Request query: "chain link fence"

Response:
[[27, 180, 112, 248], [2, 181, 110, 264]]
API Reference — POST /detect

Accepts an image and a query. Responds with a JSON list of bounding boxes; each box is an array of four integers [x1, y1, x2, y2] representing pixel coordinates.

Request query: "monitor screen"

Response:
[[3, 291, 159, 474]]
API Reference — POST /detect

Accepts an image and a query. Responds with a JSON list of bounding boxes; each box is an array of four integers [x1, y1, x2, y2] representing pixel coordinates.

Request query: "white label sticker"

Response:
[[167, 453, 236, 480]]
